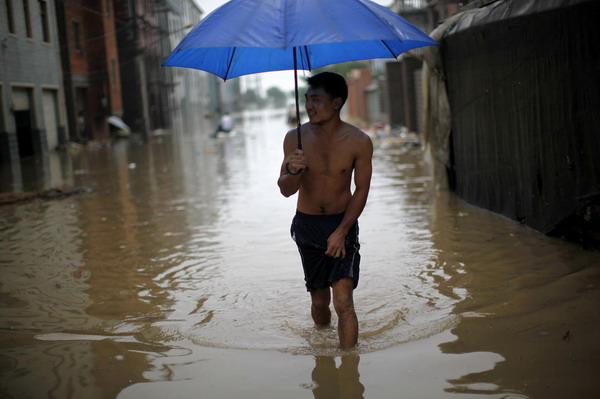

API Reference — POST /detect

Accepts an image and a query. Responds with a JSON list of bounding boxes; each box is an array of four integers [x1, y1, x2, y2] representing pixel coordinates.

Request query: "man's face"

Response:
[[304, 86, 341, 125]]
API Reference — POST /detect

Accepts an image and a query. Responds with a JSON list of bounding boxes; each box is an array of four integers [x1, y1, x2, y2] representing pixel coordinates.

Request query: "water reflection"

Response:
[[308, 355, 365, 399], [0, 331, 171, 398], [425, 177, 600, 397], [0, 151, 75, 193], [1, 109, 599, 398], [0, 199, 91, 332]]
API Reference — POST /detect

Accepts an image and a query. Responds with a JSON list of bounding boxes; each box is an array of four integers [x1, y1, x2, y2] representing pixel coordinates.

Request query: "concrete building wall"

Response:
[[384, 1, 461, 134], [113, 0, 142, 134], [386, 58, 421, 131], [366, 79, 386, 127], [219, 79, 241, 114], [0, 0, 67, 163], [168, 0, 216, 136], [113, 0, 175, 137]]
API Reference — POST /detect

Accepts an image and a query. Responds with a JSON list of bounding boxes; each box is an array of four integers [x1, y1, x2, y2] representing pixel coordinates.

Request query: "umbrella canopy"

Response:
[[163, 0, 437, 80], [163, 0, 437, 149], [107, 116, 130, 132]]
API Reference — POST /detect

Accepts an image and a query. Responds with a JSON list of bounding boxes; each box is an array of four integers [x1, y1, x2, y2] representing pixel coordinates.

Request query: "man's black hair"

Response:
[[306, 72, 348, 107]]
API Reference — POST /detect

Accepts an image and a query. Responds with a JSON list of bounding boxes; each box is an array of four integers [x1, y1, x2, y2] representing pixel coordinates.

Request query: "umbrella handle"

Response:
[[293, 48, 302, 151]]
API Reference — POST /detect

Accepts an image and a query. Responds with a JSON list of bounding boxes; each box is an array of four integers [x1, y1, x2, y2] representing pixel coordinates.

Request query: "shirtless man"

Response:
[[278, 72, 373, 350]]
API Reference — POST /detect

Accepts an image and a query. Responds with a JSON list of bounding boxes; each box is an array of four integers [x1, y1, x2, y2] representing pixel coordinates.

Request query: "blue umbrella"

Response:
[[163, 0, 437, 148]]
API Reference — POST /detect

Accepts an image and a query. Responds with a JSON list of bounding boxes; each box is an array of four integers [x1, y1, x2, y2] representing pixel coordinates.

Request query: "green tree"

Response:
[[311, 61, 369, 79], [266, 86, 287, 108], [242, 89, 267, 108]]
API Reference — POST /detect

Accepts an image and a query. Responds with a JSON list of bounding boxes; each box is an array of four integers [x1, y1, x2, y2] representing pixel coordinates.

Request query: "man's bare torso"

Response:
[[296, 122, 366, 215]]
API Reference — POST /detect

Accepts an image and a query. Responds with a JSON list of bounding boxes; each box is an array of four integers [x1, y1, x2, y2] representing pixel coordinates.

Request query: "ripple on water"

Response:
[[0, 120, 475, 356]]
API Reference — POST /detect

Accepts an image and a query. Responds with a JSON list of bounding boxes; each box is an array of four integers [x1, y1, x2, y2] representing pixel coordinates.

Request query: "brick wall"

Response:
[[62, 0, 122, 141], [347, 69, 372, 127]]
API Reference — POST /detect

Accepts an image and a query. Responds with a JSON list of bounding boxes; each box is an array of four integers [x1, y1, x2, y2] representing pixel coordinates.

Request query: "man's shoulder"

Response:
[[343, 123, 372, 144], [286, 122, 311, 136], [284, 126, 300, 139]]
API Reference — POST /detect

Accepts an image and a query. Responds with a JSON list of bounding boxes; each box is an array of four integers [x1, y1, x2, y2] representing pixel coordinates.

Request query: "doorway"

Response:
[[13, 88, 35, 159], [15, 110, 35, 158], [75, 87, 88, 140]]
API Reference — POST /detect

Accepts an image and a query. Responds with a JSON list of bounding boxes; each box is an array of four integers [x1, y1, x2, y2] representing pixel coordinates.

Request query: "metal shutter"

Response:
[[13, 88, 31, 111], [43, 90, 59, 150]]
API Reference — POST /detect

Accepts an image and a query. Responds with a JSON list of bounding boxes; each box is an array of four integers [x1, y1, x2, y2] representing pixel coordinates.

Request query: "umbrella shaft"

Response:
[[293, 48, 302, 151]]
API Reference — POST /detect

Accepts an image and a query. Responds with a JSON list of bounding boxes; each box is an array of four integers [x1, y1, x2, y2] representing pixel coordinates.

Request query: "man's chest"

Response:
[[304, 143, 355, 176]]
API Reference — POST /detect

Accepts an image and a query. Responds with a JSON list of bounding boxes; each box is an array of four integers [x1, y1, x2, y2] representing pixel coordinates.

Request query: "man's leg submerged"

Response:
[[310, 288, 331, 326], [332, 277, 358, 350]]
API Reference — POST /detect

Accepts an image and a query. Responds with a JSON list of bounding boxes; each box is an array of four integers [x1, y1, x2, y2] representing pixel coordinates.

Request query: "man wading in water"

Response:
[[278, 72, 373, 349]]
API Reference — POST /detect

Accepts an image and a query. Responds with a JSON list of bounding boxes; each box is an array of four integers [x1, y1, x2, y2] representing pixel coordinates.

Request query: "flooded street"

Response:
[[1, 109, 599, 398]]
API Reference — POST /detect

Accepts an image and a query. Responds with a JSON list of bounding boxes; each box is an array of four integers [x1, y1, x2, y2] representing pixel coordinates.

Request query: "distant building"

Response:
[[347, 69, 372, 128], [345, 65, 389, 129], [385, 0, 461, 133], [0, 0, 67, 163], [113, 0, 171, 137], [219, 78, 242, 115], [162, 0, 221, 135], [55, 0, 123, 142], [390, 0, 459, 28]]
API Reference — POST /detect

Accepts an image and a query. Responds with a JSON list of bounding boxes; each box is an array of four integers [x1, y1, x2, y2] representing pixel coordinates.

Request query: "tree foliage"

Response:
[[266, 86, 287, 108], [311, 61, 369, 79], [241, 89, 267, 108]]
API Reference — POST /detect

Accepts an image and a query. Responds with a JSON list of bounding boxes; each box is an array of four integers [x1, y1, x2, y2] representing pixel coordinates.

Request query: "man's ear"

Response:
[[333, 97, 342, 110]]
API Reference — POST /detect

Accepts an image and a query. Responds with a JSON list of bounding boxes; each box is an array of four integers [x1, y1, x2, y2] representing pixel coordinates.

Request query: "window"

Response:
[[39, 0, 50, 42], [5, 0, 15, 34], [73, 21, 82, 52], [23, 0, 32, 38]]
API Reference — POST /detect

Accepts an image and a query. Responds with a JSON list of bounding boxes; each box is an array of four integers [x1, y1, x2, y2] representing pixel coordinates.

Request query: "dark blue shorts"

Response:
[[291, 211, 360, 292]]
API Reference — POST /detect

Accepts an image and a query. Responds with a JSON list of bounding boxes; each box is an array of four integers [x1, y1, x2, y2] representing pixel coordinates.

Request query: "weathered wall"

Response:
[[441, 0, 600, 238], [0, 0, 66, 162]]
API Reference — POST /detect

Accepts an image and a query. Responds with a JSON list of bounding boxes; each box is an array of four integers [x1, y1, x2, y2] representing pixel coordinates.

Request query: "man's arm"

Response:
[[325, 134, 373, 258], [277, 131, 306, 197]]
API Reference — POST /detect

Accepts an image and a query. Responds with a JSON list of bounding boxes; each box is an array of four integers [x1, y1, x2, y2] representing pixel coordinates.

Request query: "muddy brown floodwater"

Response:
[[1, 109, 599, 399]]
